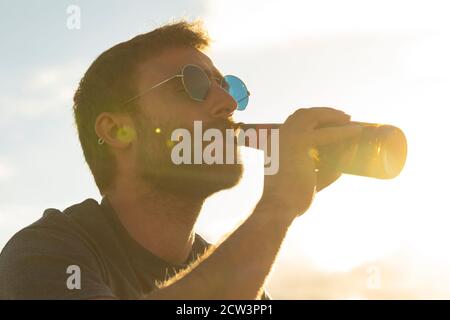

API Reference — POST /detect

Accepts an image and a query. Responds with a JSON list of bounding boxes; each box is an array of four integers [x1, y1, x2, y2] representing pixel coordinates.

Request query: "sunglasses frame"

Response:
[[122, 64, 250, 109]]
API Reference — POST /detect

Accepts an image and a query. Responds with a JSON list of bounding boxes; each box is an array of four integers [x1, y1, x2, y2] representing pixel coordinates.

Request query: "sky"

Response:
[[1, 0, 450, 298]]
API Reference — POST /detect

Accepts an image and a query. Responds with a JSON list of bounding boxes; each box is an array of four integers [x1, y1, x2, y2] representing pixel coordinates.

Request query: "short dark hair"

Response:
[[73, 20, 210, 195]]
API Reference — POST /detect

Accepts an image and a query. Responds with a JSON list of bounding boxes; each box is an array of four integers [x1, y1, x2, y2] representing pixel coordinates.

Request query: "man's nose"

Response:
[[205, 82, 237, 119]]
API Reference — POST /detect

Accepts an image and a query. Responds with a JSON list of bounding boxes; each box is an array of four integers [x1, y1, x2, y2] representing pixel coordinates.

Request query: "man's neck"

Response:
[[105, 180, 204, 265]]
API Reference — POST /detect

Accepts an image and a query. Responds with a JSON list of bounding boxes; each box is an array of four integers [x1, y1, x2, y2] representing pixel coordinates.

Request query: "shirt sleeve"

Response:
[[0, 226, 116, 300]]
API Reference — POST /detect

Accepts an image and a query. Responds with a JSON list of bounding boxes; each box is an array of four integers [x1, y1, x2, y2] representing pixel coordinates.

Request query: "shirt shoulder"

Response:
[[0, 199, 115, 299]]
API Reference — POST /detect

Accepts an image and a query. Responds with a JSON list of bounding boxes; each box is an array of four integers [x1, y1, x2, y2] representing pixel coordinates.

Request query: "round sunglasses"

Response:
[[123, 64, 250, 111]]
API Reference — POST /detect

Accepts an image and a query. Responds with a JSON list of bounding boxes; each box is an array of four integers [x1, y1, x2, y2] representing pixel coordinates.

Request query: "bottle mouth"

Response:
[[342, 124, 408, 179], [379, 125, 408, 179]]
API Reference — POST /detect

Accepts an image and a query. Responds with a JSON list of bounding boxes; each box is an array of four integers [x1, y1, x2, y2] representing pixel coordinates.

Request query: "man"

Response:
[[0, 21, 361, 299]]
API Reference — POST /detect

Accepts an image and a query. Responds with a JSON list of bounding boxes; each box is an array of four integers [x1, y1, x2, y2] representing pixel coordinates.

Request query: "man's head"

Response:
[[73, 21, 243, 199]]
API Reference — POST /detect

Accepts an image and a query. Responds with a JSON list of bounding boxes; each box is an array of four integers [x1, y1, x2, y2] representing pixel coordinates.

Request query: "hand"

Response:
[[261, 107, 362, 220]]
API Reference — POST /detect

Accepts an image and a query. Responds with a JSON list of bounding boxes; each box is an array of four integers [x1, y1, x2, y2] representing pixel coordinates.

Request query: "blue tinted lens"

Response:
[[223, 75, 249, 111]]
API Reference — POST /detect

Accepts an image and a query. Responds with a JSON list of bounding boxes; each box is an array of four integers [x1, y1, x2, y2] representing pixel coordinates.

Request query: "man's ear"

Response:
[[95, 112, 136, 148]]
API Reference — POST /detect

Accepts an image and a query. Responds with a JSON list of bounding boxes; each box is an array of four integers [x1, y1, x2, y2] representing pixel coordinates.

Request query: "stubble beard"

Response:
[[135, 121, 244, 200]]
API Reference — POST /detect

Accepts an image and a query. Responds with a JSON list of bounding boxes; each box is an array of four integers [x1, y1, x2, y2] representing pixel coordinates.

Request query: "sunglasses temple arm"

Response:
[[122, 74, 183, 105]]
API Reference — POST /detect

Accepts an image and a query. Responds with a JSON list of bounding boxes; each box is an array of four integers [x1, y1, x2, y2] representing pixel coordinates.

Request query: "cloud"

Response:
[[266, 250, 450, 299], [0, 62, 85, 121], [0, 160, 15, 180], [204, 0, 450, 49]]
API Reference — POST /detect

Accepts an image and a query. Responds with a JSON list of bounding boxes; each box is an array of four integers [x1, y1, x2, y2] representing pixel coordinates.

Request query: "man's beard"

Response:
[[135, 118, 243, 199]]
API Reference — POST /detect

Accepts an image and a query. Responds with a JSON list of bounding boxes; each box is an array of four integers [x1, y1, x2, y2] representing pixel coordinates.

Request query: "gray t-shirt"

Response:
[[0, 197, 269, 299]]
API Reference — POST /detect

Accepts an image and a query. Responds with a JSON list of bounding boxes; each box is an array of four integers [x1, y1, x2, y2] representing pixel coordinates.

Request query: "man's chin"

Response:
[[142, 163, 244, 199]]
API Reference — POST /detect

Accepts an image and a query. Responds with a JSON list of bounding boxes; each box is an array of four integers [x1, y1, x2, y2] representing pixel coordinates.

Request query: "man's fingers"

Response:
[[316, 164, 342, 192], [284, 107, 351, 131], [309, 125, 362, 146]]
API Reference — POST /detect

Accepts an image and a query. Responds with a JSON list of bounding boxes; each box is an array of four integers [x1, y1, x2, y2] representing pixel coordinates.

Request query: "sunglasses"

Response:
[[123, 64, 250, 111]]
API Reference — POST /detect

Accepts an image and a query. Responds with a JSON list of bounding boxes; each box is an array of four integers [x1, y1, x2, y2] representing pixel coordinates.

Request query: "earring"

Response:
[[98, 137, 105, 145]]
